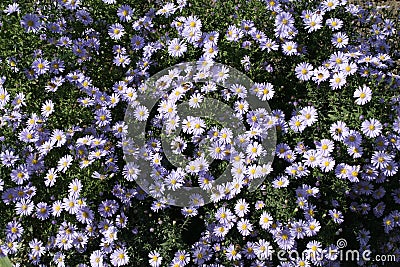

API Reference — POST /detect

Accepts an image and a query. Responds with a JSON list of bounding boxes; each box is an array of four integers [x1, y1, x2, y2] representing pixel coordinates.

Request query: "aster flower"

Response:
[[15, 198, 34, 216], [57, 154, 73, 173], [306, 219, 321, 237], [36, 202, 50, 220], [289, 115, 307, 132], [68, 179, 82, 197], [41, 99, 54, 117], [329, 209, 344, 224], [32, 58, 50, 75], [303, 13, 323, 32], [340, 61, 358, 76], [149, 250, 162, 267], [300, 106, 318, 126], [282, 41, 298, 56], [326, 18, 343, 30], [4, 3, 20, 15], [330, 120, 349, 141], [361, 118, 382, 138], [168, 38, 187, 57], [272, 176, 289, 188], [253, 239, 274, 260], [226, 25, 243, 42], [255, 82, 275, 101], [21, 13, 41, 33], [108, 23, 125, 40], [110, 247, 130, 266], [371, 150, 393, 169], [343, 130, 362, 147], [295, 62, 314, 81], [113, 54, 131, 68], [331, 32, 349, 48], [259, 211, 273, 230], [260, 38, 279, 52], [117, 5, 133, 22], [354, 84, 372, 105], [329, 72, 346, 89], [275, 227, 295, 250], [237, 218, 253, 236], [6, 220, 24, 241], [312, 66, 330, 84]]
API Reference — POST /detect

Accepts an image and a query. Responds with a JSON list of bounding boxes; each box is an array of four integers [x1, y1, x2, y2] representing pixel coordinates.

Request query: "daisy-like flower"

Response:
[[304, 14, 323, 33], [329, 209, 344, 224], [340, 62, 357, 77], [36, 202, 50, 220], [246, 142, 263, 159], [203, 42, 218, 58], [234, 199, 249, 217], [316, 139, 335, 156], [312, 66, 330, 84], [149, 250, 162, 267], [272, 176, 289, 188], [6, 220, 24, 240], [51, 129, 67, 147], [225, 244, 241, 261], [361, 118, 382, 138], [68, 179, 82, 197], [291, 220, 307, 239], [168, 38, 187, 57], [295, 62, 313, 81], [15, 198, 34, 216], [254, 239, 274, 260], [282, 41, 298, 56], [329, 72, 346, 89], [226, 25, 243, 42], [21, 13, 41, 33], [289, 115, 307, 132], [330, 120, 349, 141], [32, 58, 50, 75], [52, 200, 63, 217], [371, 150, 393, 169], [255, 82, 275, 101], [111, 247, 130, 266], [156, 2, 176, 17], [322, 0, 339, 11], [57, 154, 73, 173], [41, 99, 54, 117], [306, 219, 321, 236], [326, 18, 343, 30], [237, 218, 253, 236], [347, 165, 360, 182], [113, 54, 131, 67], [343, 130, 362, 147], [108, 23, 125, 40], [117, 5, 133, 22], [90, 250, 104, 267], [134, 105, 149, 121], [260, 38, 279, 52], [165, 170, 184, 191], [300, 106, 318, 126], [4, 3, 20, 15], [348, 145, 363, 158], [189, 93, 203, 108], [331, 32, 349, 48], [354, 84, 372, 105], [44, 168, 57, 187], [259, 211, 273, 229]]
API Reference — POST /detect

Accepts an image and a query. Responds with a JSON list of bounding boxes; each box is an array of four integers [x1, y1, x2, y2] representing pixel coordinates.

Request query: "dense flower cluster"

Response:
[[0, 0, 399, 266]]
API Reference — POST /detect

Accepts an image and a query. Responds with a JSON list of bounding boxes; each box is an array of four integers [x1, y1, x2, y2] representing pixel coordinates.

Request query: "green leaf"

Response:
[[0, 257, 13, 267]]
